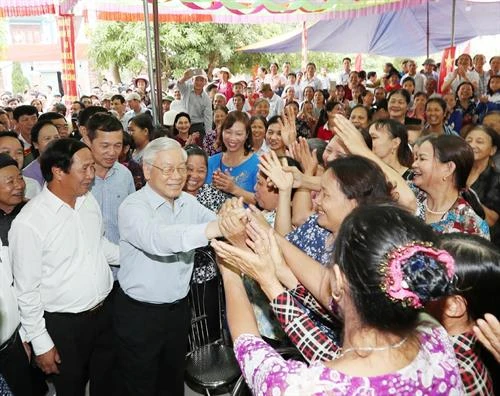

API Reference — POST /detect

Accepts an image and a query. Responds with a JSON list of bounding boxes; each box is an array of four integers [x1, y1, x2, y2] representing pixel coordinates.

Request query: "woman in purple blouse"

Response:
[[213, 204, 464, 395]]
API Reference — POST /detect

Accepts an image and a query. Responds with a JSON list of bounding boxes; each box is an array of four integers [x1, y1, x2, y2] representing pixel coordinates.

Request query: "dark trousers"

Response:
[[0, 328, 46, 396], [44, 297, 114, 396], [113, 286, 190, 396]]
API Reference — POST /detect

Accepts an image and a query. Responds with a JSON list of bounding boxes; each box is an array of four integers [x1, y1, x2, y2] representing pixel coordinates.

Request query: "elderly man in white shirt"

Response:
[[9, 138, 118, 395], [114, 137, 230, 395]]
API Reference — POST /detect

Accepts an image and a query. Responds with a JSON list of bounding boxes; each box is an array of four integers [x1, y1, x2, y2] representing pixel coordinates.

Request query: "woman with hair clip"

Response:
[[368, 118, 413, 180], [213, 204, 463, 394], [429, 233, 499, 395], [334, 114, 489, 238]]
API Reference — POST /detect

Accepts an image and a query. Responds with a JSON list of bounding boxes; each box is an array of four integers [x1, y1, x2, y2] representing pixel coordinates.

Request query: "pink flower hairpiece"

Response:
[[380, 241, 455, 309]]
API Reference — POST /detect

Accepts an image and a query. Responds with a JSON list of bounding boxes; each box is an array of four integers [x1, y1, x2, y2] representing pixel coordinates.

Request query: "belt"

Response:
[[118, 286, 187, 309], [45, 300, 106, 317], [0, 324, 20, 354]]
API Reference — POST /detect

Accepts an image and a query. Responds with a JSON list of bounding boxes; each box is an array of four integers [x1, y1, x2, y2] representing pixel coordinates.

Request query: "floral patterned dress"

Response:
[[410, 183, 490, 239], [285, 214, 332, 266], [234, 325, 465, 395]]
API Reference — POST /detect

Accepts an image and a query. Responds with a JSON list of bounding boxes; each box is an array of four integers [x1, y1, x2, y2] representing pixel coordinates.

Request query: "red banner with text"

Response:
[[57, 15, 78, 105], [438, 46, 456, 94]]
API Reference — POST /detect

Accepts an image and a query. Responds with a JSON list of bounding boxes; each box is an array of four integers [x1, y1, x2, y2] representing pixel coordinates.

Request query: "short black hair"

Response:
[[0, 131, 24, 149], [185, 144, 208, 167], [78, 106, 107, 128], [0, 152, 19, 170], [40, 138, 89, 182], [38, 112, 65, 122], [86, 112, 124, 141], [13, 105, 38, 121], [111, 94, 125, 104], [52, 102, 67, 114]]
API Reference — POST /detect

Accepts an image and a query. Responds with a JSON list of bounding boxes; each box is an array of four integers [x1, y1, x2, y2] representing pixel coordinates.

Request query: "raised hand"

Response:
[[279, 105, 297, 147], [288, 137, 318, 176], [259, 151, 294, 191], [333, 114, 371, 156], [473, 313, 500, 362]]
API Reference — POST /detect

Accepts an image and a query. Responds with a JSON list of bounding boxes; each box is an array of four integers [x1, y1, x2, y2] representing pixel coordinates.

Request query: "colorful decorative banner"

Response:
[[85, 0, 425, 24], [0, 0, 55, 17], [57, 15, 78, 105], [438, 46, 456, 94]]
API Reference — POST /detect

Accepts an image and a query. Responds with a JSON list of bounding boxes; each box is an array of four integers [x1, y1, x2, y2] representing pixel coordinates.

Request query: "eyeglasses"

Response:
[[147, 162, 188, 177]]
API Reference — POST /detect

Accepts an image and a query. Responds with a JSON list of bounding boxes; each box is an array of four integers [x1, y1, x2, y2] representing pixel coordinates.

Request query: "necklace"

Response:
[[425, 195, 458, 215], [337, 336, 408, 359]]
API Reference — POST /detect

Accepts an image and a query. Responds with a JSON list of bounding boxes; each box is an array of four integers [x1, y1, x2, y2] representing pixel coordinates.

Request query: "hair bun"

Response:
[[402, 251, 455, 305], [381, 242, 455, 309]]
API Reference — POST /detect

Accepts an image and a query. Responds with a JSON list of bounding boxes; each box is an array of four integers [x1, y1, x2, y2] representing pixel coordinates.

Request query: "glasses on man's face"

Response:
[[147, 162, 188, 177]]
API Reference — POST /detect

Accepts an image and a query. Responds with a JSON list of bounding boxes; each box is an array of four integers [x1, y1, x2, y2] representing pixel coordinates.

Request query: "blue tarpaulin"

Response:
[[240, 0, 500, 56]]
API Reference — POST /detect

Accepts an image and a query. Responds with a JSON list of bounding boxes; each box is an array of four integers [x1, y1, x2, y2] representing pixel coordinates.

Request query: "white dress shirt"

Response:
[[9, 186, 117, 355], [268, 94, 285, 119], [118, 184, 216, 304], [0, 240, 20, 345]]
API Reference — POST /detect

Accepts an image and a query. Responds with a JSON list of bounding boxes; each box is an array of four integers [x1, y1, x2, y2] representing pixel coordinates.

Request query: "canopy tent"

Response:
[[240, 0, 500, 56]]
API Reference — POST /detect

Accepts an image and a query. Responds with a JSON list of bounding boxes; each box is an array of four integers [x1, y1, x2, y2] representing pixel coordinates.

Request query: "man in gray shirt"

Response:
[[177, 68, 213, 136], [114, 137, 225, 395]]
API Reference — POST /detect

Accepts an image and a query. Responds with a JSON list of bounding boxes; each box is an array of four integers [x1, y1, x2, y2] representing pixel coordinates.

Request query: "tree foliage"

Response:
[[88, 21, 401, 84], [89, 21, 288, 82], [12, 62, 29, 94]]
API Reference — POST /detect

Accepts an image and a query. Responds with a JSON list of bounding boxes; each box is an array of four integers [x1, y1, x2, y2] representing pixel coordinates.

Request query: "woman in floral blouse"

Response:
[[213, 205, 464, 395]]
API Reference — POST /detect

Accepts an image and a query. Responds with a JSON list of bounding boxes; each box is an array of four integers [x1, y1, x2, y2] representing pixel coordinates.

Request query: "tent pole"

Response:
[[451, 0, 456, 47], [152, 0, 163, 125], [426, 0, 429, 58], [301, 21, 307, 71], [142, 0, 158, 123]]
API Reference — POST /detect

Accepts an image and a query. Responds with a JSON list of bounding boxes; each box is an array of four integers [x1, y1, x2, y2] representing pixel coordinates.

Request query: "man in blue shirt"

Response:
[[114, 137, 225, 395], [87, 113, 135, 281]]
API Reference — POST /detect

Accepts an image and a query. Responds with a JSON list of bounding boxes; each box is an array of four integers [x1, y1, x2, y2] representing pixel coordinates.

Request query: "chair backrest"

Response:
[[187, 247, 227, 352]]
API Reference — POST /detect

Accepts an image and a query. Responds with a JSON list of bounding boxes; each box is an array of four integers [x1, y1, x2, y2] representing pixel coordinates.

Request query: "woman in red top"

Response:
[[384, 71, 402, 93], [314, 101, 345, 141], [217, 67, 234, 100]]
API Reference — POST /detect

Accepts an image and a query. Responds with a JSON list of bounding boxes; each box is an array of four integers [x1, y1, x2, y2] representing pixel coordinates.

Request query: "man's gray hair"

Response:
[[142, 137, 187, 165]]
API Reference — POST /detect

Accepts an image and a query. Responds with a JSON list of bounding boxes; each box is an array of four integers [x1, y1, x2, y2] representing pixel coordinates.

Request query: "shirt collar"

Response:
[[41, 184, 89, 213], [144, 183, 187, 211], [95, 161, 119, 181]]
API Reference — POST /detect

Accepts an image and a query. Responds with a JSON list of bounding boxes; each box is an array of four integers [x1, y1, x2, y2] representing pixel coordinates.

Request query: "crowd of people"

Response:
[[0, 53, 499, 396]]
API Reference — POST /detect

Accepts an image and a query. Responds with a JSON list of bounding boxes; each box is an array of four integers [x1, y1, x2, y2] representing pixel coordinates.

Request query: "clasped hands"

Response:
[[215, 197, 285, 293]]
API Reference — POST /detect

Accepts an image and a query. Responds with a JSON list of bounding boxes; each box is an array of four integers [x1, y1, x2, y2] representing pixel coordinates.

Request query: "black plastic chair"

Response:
[[185, 248, 241, 395], [230, 346, 306, 396]]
